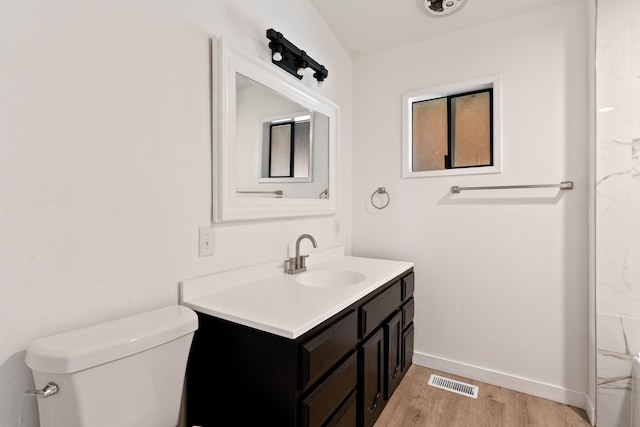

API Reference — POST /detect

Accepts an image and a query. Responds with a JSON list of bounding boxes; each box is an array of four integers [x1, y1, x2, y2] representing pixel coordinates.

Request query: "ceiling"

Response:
[[310, 0, 570, 58]]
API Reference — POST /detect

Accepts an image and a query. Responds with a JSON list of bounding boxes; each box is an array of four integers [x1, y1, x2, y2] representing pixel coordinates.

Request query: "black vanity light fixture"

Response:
[[266, 28, 328, 86]]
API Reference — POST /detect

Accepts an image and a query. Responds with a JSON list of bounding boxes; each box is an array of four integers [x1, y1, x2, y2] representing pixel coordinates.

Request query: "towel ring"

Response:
[[371, 187, 390, 209]]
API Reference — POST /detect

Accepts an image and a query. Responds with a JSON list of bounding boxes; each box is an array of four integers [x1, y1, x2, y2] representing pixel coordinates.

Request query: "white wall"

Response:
[[352, 0, 590, 409], [0, 1, 352, 425]]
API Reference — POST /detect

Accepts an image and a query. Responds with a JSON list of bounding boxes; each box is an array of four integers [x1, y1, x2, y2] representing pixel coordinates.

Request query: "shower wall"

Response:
[[596, 1, 640, 426]]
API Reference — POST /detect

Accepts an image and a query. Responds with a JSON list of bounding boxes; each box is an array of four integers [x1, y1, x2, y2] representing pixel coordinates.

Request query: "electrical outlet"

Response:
[[198, 227, 215, 257]]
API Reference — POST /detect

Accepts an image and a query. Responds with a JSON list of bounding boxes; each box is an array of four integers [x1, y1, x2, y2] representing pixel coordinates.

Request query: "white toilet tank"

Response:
[[25, 305, 198, 427]]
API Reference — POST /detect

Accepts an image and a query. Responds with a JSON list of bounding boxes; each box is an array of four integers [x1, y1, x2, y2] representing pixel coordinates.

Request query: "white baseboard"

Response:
[[413, 351, 591, 414], [584, 393, 596, 426]]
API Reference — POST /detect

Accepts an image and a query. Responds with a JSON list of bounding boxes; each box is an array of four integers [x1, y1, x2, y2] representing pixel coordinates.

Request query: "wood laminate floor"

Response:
[[375, 366, 592, 427]]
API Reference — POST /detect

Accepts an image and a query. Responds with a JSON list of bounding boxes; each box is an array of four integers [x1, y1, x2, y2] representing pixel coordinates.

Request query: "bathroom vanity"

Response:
[[181, 253, 414, 426]]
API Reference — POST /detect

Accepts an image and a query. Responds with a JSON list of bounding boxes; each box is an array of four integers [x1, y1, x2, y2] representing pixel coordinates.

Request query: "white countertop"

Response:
[[180, 251, 413, 339]]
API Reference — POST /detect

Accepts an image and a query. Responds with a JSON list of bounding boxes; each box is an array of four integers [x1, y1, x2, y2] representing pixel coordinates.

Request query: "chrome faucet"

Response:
[[285, 234, 317, 274]]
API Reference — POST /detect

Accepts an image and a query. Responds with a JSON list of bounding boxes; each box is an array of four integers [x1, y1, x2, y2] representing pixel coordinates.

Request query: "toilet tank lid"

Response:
[[26, 305, 198, 374]]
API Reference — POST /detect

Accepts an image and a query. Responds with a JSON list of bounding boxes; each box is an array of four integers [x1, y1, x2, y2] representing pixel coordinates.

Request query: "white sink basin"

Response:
[[296, 270, 366, 287]]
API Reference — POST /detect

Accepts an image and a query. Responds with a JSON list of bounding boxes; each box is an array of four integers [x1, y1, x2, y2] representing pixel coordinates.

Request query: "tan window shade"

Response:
[[451, 91, 491, 168], [412, 97, 448, 171]]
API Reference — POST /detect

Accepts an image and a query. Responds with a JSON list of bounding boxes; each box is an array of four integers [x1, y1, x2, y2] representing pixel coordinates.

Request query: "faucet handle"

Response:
[[299, 255, 310, 271], [284, 258, 295, 274]]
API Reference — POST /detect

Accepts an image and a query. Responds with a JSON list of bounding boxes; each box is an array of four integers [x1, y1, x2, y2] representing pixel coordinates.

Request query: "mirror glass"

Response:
[[212, 38, 338, 222], [235, 74, 329, 199]]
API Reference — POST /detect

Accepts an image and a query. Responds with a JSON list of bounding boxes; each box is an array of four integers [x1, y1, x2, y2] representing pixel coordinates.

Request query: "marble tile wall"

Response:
[[596, 1, 640, 426]]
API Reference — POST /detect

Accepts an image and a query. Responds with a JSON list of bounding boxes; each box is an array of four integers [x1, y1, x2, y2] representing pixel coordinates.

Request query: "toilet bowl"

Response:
[[25, 305, 198, 427]]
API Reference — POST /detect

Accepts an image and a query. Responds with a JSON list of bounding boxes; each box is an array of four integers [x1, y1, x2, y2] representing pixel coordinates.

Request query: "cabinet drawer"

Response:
[[301, 352, 357, 427], [402, 298, 414, 329], [402, 273, 415, 301], [301, 310, 358, 390], [360, 281, 401, 338], [326, 389, 357, 427]]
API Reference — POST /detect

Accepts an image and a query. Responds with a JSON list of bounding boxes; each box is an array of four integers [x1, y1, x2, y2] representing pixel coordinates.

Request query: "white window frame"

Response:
[[401, 74, 502, 178]]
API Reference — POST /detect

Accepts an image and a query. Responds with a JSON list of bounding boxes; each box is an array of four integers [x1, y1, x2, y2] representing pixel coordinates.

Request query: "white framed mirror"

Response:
[[212, 37, 338, 223]]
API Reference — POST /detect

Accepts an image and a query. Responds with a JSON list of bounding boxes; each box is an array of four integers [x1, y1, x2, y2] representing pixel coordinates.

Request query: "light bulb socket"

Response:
[[313, 65, 328, 85], [269, 42, 284, 62], [296, 52, 308, 76], [296, 62, 307, 77]]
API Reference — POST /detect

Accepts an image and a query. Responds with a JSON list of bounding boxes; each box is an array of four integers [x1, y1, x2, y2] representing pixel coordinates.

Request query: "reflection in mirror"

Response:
[[235, 74, 329, 199], [270, 122, 295, 177], [264, 113, 311, 179]]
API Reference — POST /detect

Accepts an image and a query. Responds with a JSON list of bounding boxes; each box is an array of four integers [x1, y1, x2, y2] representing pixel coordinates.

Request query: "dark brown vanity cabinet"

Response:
[[186, 269, 414, 427]]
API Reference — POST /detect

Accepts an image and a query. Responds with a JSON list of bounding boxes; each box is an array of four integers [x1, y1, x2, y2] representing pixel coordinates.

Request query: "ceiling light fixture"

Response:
[[421, 0, 467, 17]]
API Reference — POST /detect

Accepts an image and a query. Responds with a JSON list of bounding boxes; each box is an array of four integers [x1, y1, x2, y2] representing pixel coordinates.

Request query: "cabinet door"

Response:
[[402, 322, 415, 374], [359, 328, 385, 427], [385, 311, 402, 398]]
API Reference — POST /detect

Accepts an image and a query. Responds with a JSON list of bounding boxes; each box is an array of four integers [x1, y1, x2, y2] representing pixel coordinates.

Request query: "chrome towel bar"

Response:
[[450, 181, 573, 194], [236, 190, 283, 197]]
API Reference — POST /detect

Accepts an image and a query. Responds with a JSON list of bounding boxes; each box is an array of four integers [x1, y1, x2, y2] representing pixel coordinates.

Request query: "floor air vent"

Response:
[[428, 374, 479, 399]]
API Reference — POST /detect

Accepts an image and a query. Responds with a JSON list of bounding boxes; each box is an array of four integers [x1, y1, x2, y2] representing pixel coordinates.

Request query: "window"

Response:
[[402, 75, 501, 178]]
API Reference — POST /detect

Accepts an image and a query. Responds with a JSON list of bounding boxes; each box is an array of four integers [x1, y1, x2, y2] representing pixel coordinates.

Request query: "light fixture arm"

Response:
[[266, 28, 328, 85]]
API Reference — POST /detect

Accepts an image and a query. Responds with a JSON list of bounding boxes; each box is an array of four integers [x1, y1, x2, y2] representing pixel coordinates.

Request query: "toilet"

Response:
[[25, 305, 198, 427]]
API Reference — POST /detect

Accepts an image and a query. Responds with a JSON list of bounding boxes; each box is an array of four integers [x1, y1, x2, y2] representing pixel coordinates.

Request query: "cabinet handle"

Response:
[[393, 365, 400, 379], [368, 391, 381, 413]]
